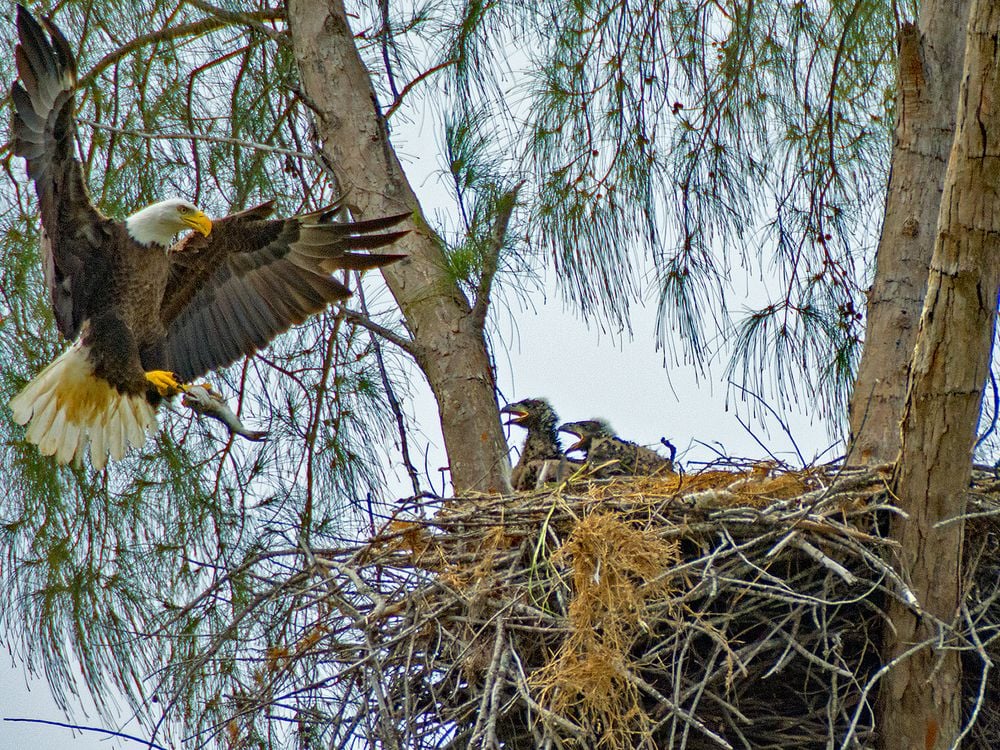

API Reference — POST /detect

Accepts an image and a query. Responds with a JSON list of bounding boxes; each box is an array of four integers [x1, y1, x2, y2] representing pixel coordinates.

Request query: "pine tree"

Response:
[[2, 0, 999, 746]]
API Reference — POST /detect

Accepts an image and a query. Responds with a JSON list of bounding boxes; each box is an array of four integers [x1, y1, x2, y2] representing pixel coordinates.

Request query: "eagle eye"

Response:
[[178, 205, 190, 214]]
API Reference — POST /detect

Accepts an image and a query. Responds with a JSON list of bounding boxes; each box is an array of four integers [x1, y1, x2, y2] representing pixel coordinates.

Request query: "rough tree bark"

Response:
[[881, 2, 1000, 747], [286, 0, 512, 494], [847, 0, 971, 464]]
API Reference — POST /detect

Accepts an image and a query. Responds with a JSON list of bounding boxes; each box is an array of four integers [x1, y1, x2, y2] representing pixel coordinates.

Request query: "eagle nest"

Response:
[[274, 464, 1000, 750]]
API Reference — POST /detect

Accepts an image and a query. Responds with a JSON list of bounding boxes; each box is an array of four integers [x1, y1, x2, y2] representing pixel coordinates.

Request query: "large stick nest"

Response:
[[278, 464, 1000, 749]]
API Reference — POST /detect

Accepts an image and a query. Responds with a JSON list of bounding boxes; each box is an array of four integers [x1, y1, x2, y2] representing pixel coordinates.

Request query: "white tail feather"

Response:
[[107, 400, 128, 463], [24, 397, 58, 445], [10, 342, 157, 468], [89, 412, 106, 470], [54, 421, 82, 465], [127, 397, 150, 448], [120, 398, 139, 449]]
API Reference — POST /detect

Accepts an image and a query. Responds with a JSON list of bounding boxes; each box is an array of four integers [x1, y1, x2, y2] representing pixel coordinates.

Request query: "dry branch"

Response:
[[175, 463, 1000, 749]]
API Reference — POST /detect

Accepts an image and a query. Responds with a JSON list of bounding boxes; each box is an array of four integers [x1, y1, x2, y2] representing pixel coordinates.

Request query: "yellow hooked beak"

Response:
[[500, 406, 529, 425], [558, 427, 586, 452], [183, 210, 213, 237]]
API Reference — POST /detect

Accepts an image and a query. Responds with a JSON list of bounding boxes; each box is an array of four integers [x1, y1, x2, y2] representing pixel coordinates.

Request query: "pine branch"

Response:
[[471, 182, 522, 331], [77, 119, 315, 161], [384, 59, 460, 120], [77, 11, 286, 90], [183, 0, 287, 42], [341, 309, 418, 358]]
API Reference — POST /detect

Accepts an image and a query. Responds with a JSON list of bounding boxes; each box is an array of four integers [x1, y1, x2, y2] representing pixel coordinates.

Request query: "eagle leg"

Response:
[[145, 369, 186, 397]]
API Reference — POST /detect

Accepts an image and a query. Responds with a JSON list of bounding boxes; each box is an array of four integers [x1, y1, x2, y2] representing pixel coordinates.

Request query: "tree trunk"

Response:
[[880, 2, 1000, 747], [847, 0, 971, 464], [287, 0, 512, 494]]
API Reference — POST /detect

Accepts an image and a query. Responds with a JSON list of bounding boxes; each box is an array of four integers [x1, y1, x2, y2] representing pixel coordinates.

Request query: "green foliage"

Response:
[[440, 106, 528, 296], [399, 0, 897, 417]]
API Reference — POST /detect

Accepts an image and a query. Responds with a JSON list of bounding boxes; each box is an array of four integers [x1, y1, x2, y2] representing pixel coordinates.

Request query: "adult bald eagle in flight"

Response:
[[8, 6, 408, 469]]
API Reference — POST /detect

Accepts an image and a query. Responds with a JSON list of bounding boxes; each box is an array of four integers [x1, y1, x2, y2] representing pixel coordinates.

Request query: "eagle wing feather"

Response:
[[12, 5, 111, 341], [159, 205, 407, 381]]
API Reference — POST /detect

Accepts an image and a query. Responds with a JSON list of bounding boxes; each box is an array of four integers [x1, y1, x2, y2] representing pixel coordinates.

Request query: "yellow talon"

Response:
[[145, 370, 186, 397]]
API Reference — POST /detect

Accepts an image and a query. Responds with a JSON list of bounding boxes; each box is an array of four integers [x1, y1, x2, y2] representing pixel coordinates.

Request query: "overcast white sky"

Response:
[[1, 650, 160, 750]]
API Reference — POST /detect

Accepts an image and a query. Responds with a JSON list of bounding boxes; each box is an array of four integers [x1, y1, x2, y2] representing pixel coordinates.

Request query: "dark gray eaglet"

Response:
[[8, 5, 408, 469], [500, 398, 575, 491], [559, 419, 674, 477]]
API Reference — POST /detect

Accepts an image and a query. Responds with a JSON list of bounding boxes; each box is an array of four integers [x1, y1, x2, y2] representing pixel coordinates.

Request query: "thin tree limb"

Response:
[[2, 718, 167, 750], [341, 309, 418, 357], [355, 281, 422, 497], [471, 182, 522, 331], [77, 119, 315, 161], [182, 0, 287, 42], [77, 11, 285, 90]]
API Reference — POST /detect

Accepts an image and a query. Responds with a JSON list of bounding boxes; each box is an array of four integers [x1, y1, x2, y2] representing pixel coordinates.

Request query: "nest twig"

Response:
[[197, 462, 1000, 750]]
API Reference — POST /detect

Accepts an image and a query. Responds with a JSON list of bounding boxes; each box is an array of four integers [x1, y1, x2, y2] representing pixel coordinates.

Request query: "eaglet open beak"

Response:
[[500, 405, 529, 426], [558, 425, 586, 452], [183, 210, 213, 237]]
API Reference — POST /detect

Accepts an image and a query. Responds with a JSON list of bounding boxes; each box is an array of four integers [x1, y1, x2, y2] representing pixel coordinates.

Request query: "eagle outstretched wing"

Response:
[[11, 5, 112, 341], [8, 6, 411, 469], [160, 201, 408, 381]]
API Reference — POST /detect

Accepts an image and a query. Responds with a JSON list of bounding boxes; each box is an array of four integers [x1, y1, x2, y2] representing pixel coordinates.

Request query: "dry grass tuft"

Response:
[[529, 512, 680, 748], [532, 641, 647, 750], [554, 512, 679, 635]]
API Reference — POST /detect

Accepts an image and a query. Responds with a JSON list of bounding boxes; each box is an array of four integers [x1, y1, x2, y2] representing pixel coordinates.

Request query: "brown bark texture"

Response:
[[848, 0, 972, 464], [286, 0, 512, 494], [881, 2, 1000, 748]]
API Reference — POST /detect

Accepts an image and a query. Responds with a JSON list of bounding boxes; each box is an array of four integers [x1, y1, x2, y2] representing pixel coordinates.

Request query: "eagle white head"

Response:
[[125, 198, 213, 247]]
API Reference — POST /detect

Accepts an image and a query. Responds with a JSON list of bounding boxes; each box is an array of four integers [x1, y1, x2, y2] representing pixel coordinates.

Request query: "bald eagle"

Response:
[[9, 6, 408, 469], [501, 398, 578, 490], [558, 419, 674, 477]]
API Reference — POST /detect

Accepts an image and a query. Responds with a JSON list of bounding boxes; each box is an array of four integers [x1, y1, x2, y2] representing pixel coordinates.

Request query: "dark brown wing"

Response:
[[589, 436, 673, 476], [160, 203, 408, 381], [12, 5, 113, 340]]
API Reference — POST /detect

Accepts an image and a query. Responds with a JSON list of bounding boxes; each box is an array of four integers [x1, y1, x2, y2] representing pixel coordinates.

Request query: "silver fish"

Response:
[[182, 383, 267, 442]]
